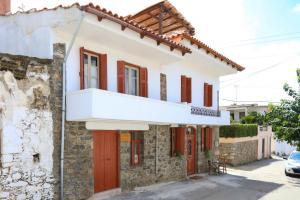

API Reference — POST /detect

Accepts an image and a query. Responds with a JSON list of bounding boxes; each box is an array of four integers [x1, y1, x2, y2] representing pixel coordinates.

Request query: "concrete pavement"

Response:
[[102, 157, 300, 200]]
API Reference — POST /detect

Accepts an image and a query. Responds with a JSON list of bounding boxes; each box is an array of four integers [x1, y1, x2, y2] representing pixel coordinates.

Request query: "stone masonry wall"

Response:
[[49, 44, 94, 200], [120, 125, 186, 191], [219, 139, 258, 166], [0, 54, 54, 199]]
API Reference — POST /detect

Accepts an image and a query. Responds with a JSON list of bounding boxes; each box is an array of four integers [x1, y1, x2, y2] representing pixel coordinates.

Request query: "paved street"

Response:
[[104, 157, 300, 200]]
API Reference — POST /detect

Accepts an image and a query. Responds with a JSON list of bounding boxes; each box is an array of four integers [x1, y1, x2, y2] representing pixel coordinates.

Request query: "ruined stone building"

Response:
[[0, 1, 244, 199]]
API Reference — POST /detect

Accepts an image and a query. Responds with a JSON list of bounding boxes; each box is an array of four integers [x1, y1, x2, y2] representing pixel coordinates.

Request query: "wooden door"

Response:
[[93, 131, 119, 193], [186, 127, 196, 175]]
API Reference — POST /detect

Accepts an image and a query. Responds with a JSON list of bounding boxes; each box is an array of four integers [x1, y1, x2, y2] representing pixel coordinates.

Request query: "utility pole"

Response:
[[234, 84, 239, 105]]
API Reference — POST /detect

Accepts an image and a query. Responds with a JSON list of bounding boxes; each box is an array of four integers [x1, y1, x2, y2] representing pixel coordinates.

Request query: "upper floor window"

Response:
[[84, 53, 99, 88], [181, 75, 192, 103], [80, 47, 107, 90], [125, 65, 139, 96], [204, 83, 213, 107], [117, 61, 148, 97]]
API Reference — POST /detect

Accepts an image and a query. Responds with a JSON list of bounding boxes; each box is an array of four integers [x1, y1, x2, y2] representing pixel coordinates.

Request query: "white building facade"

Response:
[[0, 1, 244, 199]]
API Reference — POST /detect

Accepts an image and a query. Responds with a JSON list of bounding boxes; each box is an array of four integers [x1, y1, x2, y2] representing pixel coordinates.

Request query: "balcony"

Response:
[[66, 89, 230, 130]]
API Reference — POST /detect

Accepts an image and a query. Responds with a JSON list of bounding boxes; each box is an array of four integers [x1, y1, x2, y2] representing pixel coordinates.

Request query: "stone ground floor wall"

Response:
[[219, 139, 258, 166], [120, 125, 187, 191]]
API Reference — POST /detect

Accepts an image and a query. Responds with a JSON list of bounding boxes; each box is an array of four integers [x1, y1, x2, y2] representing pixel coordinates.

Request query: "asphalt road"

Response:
[[102, 157, 300, 200]]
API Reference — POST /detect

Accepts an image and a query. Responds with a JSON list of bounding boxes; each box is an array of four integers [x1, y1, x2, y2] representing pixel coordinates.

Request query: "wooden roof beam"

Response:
[[152, 21, 180, 32], [162, 25, 184, 34]]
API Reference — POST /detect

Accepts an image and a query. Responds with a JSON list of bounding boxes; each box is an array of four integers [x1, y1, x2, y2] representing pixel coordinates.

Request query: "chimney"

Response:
[[0, 0, 11, 15]]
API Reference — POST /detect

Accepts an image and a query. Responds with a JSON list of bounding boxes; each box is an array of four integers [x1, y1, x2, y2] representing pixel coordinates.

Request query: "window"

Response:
[[170, 127, 185, 157], [230, 113, 234, 121], [117, 61, 148, 97], [181, 75, 192, 103], [125, 65, 139, 96], [200, 127, 213, 151], [79, 47, 107, 90], [204, 83, 213, 107], [239, 112, 245, 119], [84, 53, 99, 88], [131, 132, 144, 166]]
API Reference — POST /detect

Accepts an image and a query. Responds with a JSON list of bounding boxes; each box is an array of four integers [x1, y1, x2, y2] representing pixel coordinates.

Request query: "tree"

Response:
[[241, 111, 266, 125], [268, 69, 300, 150]]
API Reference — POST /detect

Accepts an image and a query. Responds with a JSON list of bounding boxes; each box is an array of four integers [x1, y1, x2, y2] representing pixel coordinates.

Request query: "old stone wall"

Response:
[[49, 44, 94, 200], [0, 54, 54, 199], [219, 139, 258, 166], [120, 125, 186, 191]]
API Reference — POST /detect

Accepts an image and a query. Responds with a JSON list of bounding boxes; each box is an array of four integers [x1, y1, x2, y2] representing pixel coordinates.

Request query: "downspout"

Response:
[[60, 12, 85, 200]]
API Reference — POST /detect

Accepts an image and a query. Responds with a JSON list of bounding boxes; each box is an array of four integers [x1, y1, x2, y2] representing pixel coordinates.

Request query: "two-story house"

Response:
[[0, 1, 244, 199]]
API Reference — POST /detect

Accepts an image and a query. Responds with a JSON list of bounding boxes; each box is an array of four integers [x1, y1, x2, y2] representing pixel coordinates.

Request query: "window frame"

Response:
[[80, 47, 107, 90], [124, 63, 140, 96], [84, 51, 100, 89], [130, 131, 144, 166]]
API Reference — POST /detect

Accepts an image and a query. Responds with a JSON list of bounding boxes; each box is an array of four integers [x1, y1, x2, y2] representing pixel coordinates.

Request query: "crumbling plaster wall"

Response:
[[0, 55, 54, 199]]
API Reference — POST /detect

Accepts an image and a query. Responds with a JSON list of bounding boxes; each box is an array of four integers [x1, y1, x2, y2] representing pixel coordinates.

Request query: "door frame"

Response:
[[93, 130, 120, 193], [186, 126, 197, 176]]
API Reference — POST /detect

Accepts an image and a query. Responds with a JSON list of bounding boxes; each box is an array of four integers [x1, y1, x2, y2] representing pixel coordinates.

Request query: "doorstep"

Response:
[[88, 188, 121, 200]]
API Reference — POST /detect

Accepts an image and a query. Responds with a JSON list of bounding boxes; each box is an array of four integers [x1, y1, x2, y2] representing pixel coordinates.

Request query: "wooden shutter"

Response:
[[187, 77, 192, 103], [80, 47, 85, 90], [117, 61, 125, 93], [210, 128, 213, 150], [181, 75, 187, 102], [99, 54, 107, 90], [204, 83, 209, 107], [208, 84, 213, 107], [175, 127, 186, 156], [139, 67, 148, 97]]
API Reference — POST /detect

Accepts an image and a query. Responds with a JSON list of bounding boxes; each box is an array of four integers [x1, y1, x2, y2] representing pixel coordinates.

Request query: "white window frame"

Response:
[[125, 65, 139, 96], [84, 52, 99, 89]]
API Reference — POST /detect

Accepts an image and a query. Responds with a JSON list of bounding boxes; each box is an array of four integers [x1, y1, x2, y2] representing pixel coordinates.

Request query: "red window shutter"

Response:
[[117, 61, 125, 93], [79, 47, 85, 90], [175, 127, 186, 156], [208, 84, 213, 107], [139, 67, 148, 97], [99, 54, 107, 90], [204, 83, 209, 107], [186, 77, 192, 103], [181, 75, 187, 102]]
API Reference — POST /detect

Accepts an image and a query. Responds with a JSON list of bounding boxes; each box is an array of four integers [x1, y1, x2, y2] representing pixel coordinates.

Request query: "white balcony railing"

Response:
[[66, 89, 230, 128]]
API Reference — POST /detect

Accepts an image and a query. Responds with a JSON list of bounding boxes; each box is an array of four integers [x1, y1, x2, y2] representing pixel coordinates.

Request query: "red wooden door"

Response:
[[93, 131, 119, 193], [186, 127, 196, 175]]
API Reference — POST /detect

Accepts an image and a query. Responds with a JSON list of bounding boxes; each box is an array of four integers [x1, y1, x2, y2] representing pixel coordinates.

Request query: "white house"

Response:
[[0, 1, 244, 199]]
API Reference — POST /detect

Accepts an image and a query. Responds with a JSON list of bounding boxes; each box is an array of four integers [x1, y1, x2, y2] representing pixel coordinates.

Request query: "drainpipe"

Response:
[[60, 12, 85, 200]]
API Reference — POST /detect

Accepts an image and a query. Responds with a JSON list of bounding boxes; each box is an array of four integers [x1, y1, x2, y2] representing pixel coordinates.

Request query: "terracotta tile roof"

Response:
[[1, 2, 244, 71], [170, 33, 245, 71], [1, 3, 191, 56]]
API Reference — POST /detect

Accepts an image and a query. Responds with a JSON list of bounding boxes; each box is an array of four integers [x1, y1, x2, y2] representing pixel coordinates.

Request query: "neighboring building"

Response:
[[221, 104, 296, 159], [221, 104, 268, 122], [0, 1, 244, 199], [219, 125, 273, 166]]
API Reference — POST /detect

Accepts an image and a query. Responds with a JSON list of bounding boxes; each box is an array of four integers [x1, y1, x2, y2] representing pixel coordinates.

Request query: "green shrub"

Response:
[[220, 124, 258, 138]]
